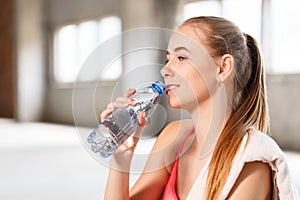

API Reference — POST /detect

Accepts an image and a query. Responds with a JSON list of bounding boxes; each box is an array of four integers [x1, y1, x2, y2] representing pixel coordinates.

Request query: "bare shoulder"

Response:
[[148, 120, 193, 172], [227, 161, 272, 199], [153, 119, 193, 151]]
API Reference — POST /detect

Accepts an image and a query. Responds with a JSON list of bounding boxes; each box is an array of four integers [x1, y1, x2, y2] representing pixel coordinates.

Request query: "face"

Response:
[[161, 26, 219, 111]]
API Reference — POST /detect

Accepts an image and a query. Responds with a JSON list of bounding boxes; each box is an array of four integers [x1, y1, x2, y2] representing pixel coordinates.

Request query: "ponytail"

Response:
[[242, 33, 269, 133]]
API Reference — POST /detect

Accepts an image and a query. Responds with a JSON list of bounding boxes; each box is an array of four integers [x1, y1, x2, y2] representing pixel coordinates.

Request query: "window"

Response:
[[183, 0, 300, 74], [269, 0, 300, 73], [183, 1, 222, 19], [53, 16, 122, 83], [183, 0, 262, 43]]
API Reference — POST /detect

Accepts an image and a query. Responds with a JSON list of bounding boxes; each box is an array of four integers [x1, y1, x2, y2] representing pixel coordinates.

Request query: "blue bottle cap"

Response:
[[152, 81, 166, 95]]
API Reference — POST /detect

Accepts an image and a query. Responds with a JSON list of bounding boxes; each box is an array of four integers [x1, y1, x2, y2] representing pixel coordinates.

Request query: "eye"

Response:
[[177, 56, 187, 62]]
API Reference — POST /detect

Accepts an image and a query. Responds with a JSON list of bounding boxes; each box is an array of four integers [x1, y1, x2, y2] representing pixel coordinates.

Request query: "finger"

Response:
[[115, 96, 136, 107], [116, 96, 131, 104], [100, 108, 113, 122], [112, 101, 130, 108], [125, 88, 136, 97], [107, 103, 114, 110]]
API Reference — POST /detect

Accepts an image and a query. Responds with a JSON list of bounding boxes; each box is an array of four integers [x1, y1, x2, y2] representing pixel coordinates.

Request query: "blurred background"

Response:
[[0, 0, 299, 199]]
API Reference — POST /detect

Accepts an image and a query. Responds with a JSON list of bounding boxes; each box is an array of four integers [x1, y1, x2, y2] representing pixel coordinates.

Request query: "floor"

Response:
[[0, 119, 299, 200], [0, 119, 154, 200]]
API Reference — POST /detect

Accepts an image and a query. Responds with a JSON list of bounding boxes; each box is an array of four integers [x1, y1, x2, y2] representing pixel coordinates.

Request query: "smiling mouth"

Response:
[[166, 84, 179, 94]]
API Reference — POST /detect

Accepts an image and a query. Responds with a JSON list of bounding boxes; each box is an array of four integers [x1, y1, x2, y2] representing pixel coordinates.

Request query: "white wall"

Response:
[[15, 0, 46, 121]]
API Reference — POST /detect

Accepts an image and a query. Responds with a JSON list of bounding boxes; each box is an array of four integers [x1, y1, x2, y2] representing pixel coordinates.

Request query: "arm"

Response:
[[103, 89, 147, 200], [104, 125, 145, 200], [129, 121, 182, 199], [102, 88, 182, 199], [104, 121, 181, 200], [227, 161, 272, 200], [104, 152, 133, 200]]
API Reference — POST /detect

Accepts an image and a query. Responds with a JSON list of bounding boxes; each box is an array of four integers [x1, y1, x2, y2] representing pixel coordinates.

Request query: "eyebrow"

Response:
[[166, 46, 191, 55], [174, 46, 191, 52]]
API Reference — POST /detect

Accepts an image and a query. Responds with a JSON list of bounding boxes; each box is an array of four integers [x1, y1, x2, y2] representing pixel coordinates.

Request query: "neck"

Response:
[[189, 87, 231, 156]]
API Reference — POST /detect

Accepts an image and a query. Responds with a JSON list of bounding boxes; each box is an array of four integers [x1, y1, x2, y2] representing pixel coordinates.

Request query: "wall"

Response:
[[15, 0, 46, 121], [0, 0, 15, 118], [267, 74, 300, 151]]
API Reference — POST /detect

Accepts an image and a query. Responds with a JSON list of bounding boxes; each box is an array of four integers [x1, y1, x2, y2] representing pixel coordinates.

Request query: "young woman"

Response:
[[102, 16, 298, 200]]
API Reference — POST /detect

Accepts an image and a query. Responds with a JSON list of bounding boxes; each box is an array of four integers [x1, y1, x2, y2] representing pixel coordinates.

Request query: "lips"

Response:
[[166, 84, 179, 94]]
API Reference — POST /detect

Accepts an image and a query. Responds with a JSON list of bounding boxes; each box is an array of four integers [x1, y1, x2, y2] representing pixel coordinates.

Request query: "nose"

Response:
[[160, 63, 174, 78]]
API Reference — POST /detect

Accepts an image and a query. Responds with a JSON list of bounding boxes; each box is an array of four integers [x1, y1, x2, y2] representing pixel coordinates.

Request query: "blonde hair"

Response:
[[182, 16, 269, 199]]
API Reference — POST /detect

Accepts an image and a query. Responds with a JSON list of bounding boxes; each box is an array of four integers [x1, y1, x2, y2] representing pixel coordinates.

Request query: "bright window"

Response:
[[183, 1, 222, 19], [183, 0, 300, 74], [222, 0, 262, 43], [53, 16, 122, 83], [270, 0, 300, 73], [183, 0, 262, 43]]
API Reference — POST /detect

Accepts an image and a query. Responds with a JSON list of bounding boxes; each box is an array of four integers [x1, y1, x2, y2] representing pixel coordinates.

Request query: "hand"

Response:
[[100, 88, 147, 158]]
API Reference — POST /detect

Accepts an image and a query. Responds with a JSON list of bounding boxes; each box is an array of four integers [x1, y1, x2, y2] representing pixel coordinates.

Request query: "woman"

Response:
[[102, 16, 298, 199]]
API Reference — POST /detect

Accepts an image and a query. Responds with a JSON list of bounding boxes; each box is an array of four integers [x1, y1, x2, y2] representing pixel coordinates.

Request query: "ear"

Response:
[[217, 54, 234, 82]]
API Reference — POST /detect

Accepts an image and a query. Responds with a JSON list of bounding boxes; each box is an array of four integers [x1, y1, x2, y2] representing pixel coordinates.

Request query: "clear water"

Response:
[[87, 107, 138, 157], [87, 127, 117, 158]]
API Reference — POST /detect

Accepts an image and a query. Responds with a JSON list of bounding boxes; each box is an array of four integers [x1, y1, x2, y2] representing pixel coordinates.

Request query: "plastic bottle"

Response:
[[87, 81, 165, 158]]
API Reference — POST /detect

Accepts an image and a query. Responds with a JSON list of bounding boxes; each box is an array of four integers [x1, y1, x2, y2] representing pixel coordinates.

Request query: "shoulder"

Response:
[[243, 130, 285, 162], [226, 131, 274, 199], [247, 130, 280, 148], [222, 130, 299, 199], [239, 130, 286, 180], [149, 120, 193, 169], [221, 130, 282, 199], [227, 161, 272, 199], [156, 119, 193, 146]]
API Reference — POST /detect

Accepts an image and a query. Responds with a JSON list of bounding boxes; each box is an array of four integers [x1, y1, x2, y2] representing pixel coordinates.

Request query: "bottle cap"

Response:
[[152, 81, 166, 95]]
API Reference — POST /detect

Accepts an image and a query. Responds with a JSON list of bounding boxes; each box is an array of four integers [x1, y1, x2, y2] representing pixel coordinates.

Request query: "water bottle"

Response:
[[87, 81, 165, 158]]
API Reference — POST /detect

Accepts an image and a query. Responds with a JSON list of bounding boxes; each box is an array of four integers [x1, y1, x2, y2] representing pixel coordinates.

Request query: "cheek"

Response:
[[183, 67, 211, 101], [188, 56, 218, 98], [168, 64, 216, 108]]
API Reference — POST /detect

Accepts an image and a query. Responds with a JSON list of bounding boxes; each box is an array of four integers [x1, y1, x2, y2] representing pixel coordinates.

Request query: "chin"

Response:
[[169, 103, 181, 109], [168, 99, 181, 109]]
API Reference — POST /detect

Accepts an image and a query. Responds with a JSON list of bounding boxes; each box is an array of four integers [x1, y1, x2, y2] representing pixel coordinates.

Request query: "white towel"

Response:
[[187, 130, 299, 199]]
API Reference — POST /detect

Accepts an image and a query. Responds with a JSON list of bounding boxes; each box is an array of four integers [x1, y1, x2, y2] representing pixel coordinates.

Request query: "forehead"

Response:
[[178, 25, 207, 42], [167, 26, 207, 53]]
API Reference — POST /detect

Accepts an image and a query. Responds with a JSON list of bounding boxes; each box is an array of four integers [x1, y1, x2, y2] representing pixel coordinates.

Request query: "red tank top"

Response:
[[162, 128, 194, 200]]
